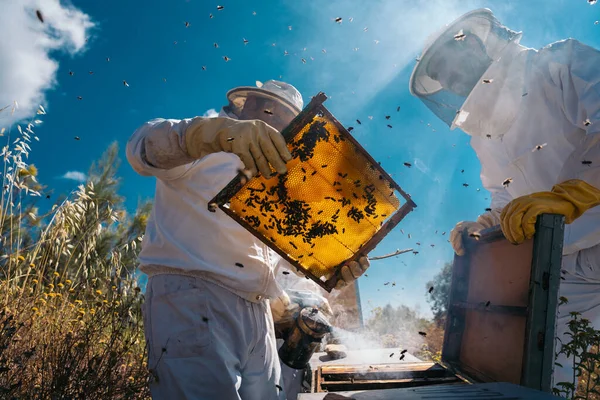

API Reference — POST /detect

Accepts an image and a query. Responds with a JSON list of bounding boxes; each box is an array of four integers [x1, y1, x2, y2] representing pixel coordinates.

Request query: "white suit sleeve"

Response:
[[547, 39, 600, 136], [125, 118, 200, 181], [562, 162, 600, 255], [473, 137, 514, 211], [543, 39, 600, 254]]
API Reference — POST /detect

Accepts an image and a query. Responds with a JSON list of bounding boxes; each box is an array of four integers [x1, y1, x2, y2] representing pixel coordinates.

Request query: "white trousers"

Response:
[[143, 274, 285, 400], [553, 244, 600, 389]]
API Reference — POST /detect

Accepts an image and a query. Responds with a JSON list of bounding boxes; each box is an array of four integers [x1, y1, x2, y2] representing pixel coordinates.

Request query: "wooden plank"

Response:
[[298, 382, 563, 400], [459, 310, 526, 384], [451, 302, 527, 317], [322, 376, 461, 386], [320, 362, 438, 374], [521, 214, 564, 392]]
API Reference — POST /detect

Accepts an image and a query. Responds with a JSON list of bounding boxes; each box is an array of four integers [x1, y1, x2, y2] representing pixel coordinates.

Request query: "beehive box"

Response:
[[210, 93, 416, 291], [442, 214, 565, 393]]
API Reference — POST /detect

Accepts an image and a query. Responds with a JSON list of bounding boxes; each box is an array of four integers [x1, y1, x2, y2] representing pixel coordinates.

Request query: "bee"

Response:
[[418, 331, 427, 337], [502, 178, 513, 188], [335, 17, 343, 23], [403, 162, 412, 168], [356, 119, 362, 125], [482, 79, 494, 84], [582, 160, 592, 166], [454, 29, 466, 41], [235, 263, 244, 268], [532, 143, 547, 152]]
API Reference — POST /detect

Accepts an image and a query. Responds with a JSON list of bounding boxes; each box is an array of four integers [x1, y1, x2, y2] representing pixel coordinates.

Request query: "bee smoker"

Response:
[[278, 307, 332, 369]]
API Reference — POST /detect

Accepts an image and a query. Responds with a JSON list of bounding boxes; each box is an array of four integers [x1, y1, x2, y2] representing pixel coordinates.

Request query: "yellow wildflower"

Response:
[[102, 300, 108, 304], [48, 292, 56, 298], [65, 279, 72, 285], [74, 299, 82, 305], [17, 255, 25, 261], [32, 279, 38, 284], [32, 307, 38, 312], [53, 271, 60, 277], [95, 289, 103, 296], [89, 308, 96, 315], [128, 376, 135, 382], [57, 283, 64, 289], [37, 298, 46, 305], [69, 303, 75, 308], [29, 263, 35, 268], [112, 285, 117, 290], [78, 308, 85, 315], [69, 288, 74, 293], [48, 283, 54, 289]]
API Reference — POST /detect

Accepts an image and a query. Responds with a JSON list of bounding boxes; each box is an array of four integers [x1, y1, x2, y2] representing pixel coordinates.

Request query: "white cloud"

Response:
[[201, 108, 219, 118], [61, 170, 87, 182], [0, 0, 94, 124]]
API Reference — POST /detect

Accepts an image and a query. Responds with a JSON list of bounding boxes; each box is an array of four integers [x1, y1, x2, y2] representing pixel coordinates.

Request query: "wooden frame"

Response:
[[209, 92, 416, 292], [442, 213, 565, 393]]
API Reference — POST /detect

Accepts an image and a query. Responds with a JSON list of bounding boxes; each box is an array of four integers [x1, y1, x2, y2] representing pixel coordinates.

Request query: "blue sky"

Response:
[[1, 0, 599, 319]]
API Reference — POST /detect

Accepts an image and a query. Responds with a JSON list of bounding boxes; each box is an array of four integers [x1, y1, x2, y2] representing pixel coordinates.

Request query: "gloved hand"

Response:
[[184, 117, 292, 177], [501, 179, 600, 244], [334, 256, 370, 290], [270, 291, 301, 324], [450, 209, 502, 256]]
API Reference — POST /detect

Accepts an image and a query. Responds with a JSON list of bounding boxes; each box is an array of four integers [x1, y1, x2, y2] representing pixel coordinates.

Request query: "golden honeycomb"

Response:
[[225, 113, 402, 281]]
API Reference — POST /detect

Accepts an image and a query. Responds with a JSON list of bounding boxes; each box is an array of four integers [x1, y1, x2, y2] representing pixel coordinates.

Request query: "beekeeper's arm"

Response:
[[126, 116, 292, 180], [500, 39, 600, 247], [554, 39, 600, 255]]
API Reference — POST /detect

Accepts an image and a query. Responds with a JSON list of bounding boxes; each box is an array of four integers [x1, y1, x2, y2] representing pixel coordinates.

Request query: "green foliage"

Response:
[[0, 110, 152, 399], [425, 262, 453, 326], [554, 309, 600, 400]]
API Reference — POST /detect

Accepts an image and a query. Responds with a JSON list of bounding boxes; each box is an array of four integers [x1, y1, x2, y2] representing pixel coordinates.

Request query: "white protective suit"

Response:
[[410, 8, 600, 389], [126, 82, 305, 400]]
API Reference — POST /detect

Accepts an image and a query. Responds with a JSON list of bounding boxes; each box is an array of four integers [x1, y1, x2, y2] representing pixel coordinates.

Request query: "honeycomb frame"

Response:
[[209, 93, 416, 292]]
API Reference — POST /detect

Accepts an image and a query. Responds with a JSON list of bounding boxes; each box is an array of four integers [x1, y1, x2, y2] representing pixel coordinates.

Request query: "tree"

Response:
[[426, 262, 453, 327]]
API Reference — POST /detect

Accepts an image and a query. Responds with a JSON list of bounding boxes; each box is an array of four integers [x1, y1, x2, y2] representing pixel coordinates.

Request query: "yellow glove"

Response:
[[500, 179, 600, 244]]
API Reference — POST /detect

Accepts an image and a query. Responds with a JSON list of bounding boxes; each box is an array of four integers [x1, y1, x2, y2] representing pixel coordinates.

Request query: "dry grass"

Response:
[[0, 104, 150, 399]]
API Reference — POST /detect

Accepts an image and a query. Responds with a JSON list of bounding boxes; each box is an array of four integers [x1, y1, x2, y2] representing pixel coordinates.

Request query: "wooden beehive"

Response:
[[442, 213, 565, 393]]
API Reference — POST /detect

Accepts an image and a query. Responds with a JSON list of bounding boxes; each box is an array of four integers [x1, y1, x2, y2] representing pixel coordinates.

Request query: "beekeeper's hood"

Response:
[[409, 9, 525, 136]]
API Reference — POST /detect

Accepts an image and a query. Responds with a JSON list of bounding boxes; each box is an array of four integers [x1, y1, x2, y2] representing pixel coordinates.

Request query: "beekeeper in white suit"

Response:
[[126, 79, 369, 400], [409, 8, 600, 390]]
